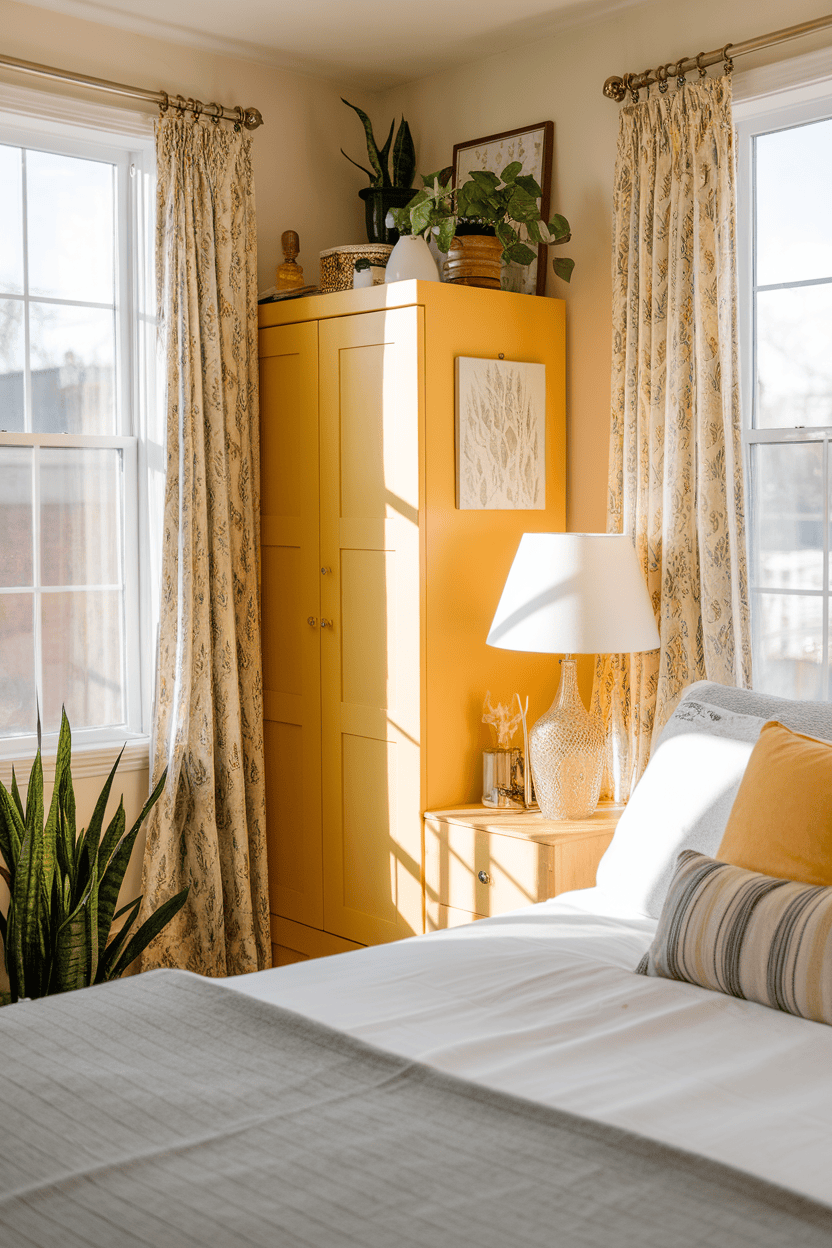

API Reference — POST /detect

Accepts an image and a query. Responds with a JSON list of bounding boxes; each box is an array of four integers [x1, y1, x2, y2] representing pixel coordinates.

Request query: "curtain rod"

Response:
[[0, 51, 263, 129], [603, 11, 832, 100]]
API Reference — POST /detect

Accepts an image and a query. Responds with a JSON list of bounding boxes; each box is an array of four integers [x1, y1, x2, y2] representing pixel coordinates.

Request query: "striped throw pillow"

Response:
[[636, 850, 832, 1026]]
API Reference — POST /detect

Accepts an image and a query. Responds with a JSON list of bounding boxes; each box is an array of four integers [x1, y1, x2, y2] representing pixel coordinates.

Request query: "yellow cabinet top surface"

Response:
[[259, 279, 564, 330]]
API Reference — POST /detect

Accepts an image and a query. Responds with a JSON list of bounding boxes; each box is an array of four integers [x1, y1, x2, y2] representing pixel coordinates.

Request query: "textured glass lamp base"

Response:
[[529, 658, 605, 820]]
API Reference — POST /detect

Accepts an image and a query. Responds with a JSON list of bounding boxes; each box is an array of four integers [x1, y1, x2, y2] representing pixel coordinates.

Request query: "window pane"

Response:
[[752, 591, 823, 700], [0, 448, 33, 587], [26, 150, 114, 304], [0, 298, 25, 431], [42, 589, 124, 731], [30, 303, 115, 434], [756, 118, 832, 286], [40, 448, 121, 586], [0, 593, 35, 735], [756, 285, 832, 428], [0, 145, 23, 295], [750, 441, 823, 589]]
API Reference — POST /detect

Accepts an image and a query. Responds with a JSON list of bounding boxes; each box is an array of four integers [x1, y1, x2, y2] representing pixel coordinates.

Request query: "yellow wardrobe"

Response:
[[259, 281, 565, 964]]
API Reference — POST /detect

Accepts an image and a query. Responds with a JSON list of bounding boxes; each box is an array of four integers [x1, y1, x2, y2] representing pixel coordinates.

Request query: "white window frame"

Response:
[[0, 85, 157, 766], [735, 52, 832, 700]]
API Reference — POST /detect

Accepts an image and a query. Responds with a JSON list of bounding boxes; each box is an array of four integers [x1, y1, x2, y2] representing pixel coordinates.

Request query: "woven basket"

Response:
[[320, 244, 393, 293]]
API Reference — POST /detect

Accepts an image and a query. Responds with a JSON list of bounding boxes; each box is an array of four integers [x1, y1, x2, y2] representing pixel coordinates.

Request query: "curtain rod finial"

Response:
[[604, 77, 626, 102], [244, 108, 264, 130]]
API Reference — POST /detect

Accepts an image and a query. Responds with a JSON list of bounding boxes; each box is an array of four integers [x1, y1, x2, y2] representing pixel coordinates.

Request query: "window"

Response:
[[0, 99, 155, 756], [737, 78, 832, 701]]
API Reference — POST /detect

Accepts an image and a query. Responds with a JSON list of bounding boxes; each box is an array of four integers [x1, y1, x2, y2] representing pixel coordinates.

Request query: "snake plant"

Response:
[[341, 98, 416, 189], [0, 710, 187, 1002]]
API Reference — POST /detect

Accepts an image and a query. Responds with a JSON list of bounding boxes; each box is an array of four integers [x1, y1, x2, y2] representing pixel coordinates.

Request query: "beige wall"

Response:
[[0, 0, 377, 290], [376, 0, 832, 536]]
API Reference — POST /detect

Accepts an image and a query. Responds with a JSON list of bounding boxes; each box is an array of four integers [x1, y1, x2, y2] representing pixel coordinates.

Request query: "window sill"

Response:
[[0, 737, 151, 787]]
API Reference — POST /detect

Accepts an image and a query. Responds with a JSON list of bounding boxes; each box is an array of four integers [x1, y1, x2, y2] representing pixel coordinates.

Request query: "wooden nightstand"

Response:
[[424, 803, 625, 931]]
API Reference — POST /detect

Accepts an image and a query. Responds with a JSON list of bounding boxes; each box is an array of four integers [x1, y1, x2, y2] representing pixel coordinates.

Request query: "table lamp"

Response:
[[486, 533, 660, 820]]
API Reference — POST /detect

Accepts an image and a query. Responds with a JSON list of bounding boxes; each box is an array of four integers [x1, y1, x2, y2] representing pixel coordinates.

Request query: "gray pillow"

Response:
[[595, 699, 767, 918], [681, 680, 832, 741]]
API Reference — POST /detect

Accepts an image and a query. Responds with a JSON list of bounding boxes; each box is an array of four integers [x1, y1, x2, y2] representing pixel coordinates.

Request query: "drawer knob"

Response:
[[477, 870, 492, 885], [320, 618, 334, 629], [307, 616, 318, 627]]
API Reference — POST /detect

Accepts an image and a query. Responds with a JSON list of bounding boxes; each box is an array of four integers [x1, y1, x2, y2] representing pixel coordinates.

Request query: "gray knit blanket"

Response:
[[1, 969, 831, 1246]]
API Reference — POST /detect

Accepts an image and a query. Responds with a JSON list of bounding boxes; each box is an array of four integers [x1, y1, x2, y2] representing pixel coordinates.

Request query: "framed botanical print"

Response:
[[455, 357, 546, 509], [452, 122, 554, 296]]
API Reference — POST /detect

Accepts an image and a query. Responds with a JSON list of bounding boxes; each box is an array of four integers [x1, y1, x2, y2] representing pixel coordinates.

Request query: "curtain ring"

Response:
[[722, 43, 734, 74], [656, 63, 670, 94], [675, 57, 687, 88], [696, 52, 707, 79], [158, 90, 169, 115]]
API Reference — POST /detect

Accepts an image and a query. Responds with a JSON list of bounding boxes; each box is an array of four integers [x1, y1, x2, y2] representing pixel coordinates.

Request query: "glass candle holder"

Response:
[[482, 747, 524, 808]]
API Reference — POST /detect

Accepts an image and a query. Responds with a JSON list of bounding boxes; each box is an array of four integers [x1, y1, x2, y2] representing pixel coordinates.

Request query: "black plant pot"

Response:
[[359, 186, 416, 244]]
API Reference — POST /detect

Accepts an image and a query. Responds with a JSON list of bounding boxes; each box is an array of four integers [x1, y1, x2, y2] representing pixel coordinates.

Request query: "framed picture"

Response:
[[455, 357, 546, 510], [453, 122, 554, 297]]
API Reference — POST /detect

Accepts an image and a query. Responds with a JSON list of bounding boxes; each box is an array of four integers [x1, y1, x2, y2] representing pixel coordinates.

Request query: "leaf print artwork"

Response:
[[455, 358, 546, 510]]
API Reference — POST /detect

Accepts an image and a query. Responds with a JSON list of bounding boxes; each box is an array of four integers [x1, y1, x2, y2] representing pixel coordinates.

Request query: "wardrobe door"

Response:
[[319, 307, 424, 945], [259, 321, 323, 930]]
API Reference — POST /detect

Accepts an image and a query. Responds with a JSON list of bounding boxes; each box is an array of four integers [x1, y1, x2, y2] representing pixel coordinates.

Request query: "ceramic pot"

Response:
[[385, 234, 440, 283], [443, 232, 503, 288], [359, 186, 416, 244]]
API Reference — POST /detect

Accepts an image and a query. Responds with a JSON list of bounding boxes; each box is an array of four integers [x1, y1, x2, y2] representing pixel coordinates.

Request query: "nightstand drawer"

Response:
[[425, 821, 554, 916], [424, 804, 623, 921]]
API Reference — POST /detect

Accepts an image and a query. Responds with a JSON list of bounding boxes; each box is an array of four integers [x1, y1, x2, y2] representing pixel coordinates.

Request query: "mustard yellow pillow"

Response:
[[717, 719, 832, 887]]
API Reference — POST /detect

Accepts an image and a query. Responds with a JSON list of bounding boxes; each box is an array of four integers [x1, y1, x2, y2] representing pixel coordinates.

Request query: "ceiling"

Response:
[[25, 0, 646, 89]]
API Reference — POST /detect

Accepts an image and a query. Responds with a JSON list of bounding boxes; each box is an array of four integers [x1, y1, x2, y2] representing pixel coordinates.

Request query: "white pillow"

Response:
[[595, 699, 766, 918]]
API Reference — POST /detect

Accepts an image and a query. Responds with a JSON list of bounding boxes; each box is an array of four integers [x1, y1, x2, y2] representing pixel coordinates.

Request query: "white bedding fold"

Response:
[[223, 889, 832, 1204]]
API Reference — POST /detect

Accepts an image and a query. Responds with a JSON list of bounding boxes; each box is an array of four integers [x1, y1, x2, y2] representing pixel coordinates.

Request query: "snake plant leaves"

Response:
[[342, 98, 393, 187], [0, 713, 182, 1003], [392, 119, 416, 190], [107, 887, 189, 981], [100, 895, 141, 981]]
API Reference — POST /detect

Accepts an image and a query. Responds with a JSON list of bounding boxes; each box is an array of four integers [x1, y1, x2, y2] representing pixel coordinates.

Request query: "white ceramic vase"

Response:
[[385, 234, 440, 283]]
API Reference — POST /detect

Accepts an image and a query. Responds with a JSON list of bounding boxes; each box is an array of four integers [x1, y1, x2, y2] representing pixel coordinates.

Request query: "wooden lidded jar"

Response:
[[443, 233, 503, 288]]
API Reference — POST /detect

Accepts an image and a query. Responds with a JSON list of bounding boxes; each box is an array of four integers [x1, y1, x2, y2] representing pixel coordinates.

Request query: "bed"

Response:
[[3, 681, 832, 1244]]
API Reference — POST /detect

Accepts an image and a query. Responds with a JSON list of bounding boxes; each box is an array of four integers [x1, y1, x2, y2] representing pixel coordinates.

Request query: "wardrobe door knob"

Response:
[[477, 870, 491, 885], [307, 616, 318, 627], [320, 618, 334, 629]]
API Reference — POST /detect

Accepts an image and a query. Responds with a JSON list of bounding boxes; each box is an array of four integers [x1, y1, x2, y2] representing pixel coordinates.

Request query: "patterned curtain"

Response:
[[593, 76, 752, 794], [139, 115, 270, 976]]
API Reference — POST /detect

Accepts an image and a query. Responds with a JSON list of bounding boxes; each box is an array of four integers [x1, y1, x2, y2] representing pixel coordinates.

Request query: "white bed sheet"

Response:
[[222, 888, 832, 1204]]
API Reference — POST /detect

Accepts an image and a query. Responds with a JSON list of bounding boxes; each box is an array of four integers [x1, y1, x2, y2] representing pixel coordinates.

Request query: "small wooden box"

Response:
[[424, 803, 624, 930]]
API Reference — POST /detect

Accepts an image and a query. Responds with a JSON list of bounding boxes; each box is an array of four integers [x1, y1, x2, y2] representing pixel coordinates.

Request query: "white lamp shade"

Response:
[[487, 533, 660, 655]]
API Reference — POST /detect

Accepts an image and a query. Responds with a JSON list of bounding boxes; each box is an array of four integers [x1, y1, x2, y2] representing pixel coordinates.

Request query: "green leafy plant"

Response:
[[0, 710, 187, 1002], [341, 98, 416, 190], [389, 163, 574, 282]]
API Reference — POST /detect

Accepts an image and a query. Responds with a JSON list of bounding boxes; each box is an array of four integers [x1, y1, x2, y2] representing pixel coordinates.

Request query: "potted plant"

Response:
[[0, 710, 187, 1002], [388, 164, 574, 289], [341, 99, 416, 245]]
